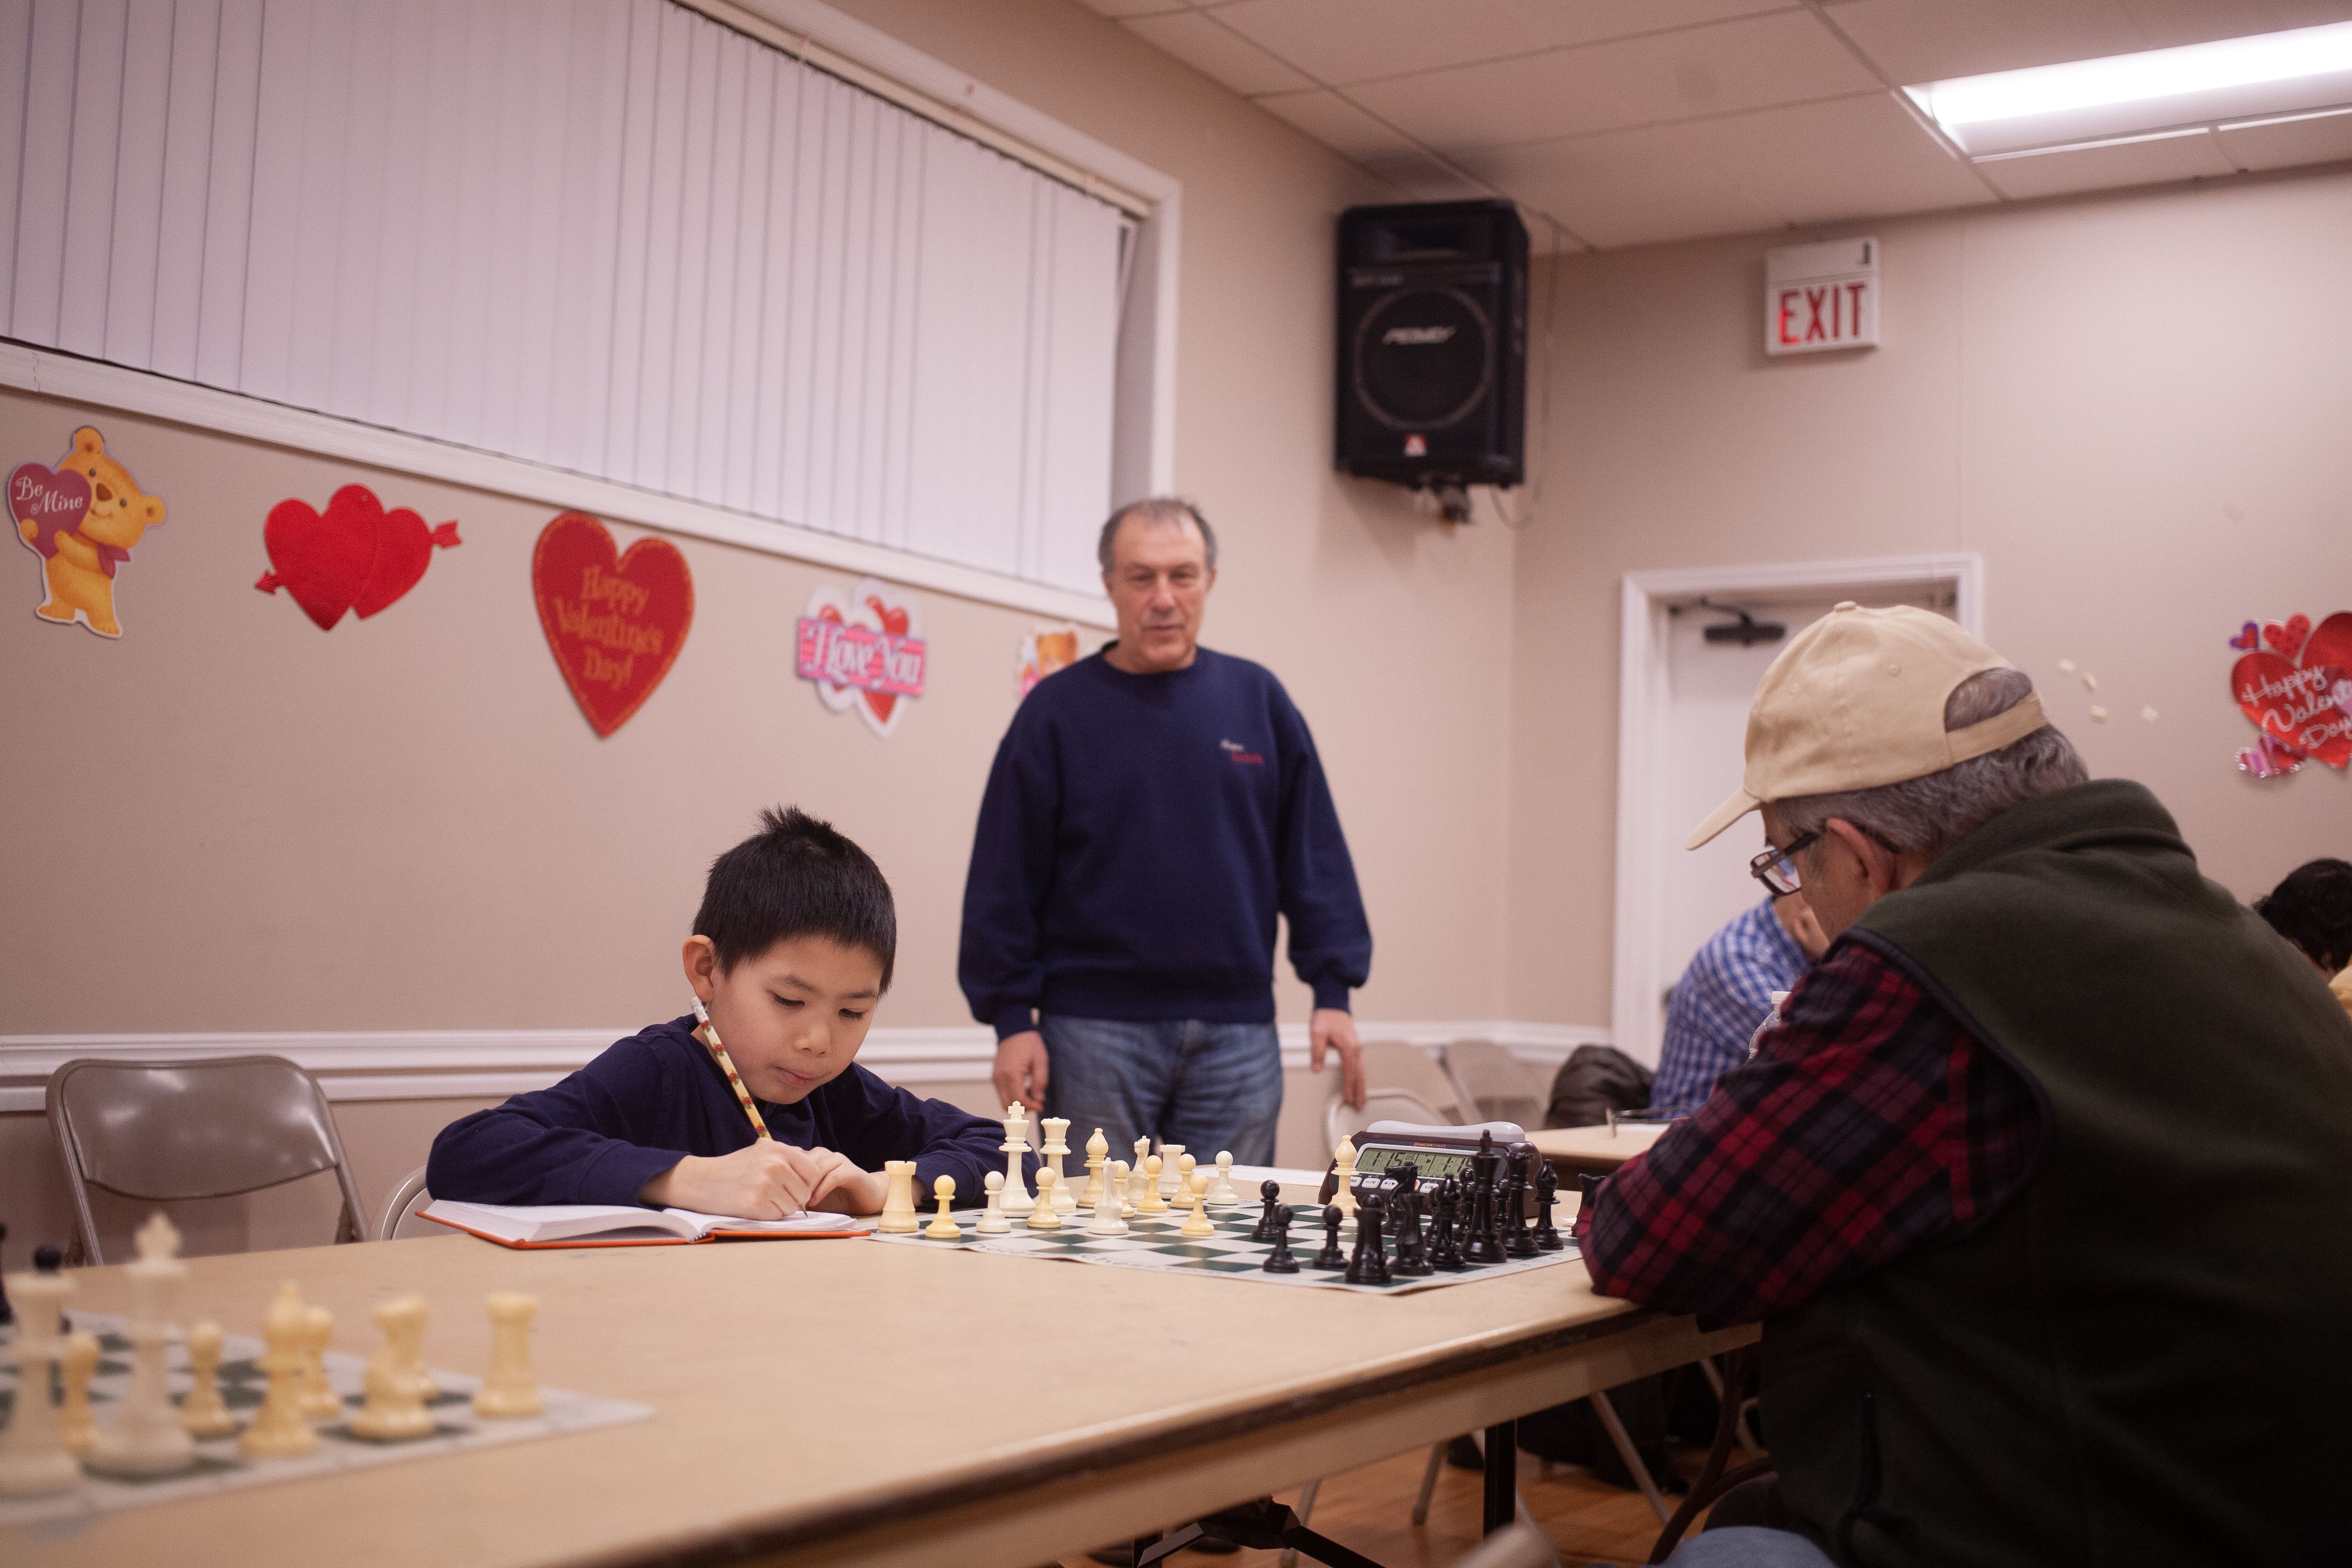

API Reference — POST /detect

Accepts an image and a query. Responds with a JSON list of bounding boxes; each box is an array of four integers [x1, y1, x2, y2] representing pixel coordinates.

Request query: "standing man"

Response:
[[958, 499, 1371, 1168]]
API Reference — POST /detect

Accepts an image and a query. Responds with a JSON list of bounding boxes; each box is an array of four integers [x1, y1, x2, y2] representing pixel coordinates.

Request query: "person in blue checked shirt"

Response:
[[1650, 891, 1828, 1116]]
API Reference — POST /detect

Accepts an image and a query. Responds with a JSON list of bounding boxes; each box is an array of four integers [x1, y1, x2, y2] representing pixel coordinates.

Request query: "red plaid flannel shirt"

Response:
[[1576, 934, 2042, 1324]]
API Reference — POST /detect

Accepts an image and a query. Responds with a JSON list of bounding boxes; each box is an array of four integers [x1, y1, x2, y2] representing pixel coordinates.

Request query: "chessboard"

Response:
[[869, 1199, 1580, 1295], [0, 1312, 649, 1531]]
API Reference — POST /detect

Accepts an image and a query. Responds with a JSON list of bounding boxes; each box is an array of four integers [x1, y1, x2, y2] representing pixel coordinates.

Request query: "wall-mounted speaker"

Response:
[[1336, 199, 1528, 493]]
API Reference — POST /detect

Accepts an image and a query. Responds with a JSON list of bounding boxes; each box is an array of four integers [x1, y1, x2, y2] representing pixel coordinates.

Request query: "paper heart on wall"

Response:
[[2231, 608, 2352, 770], [797, 577, 925, 739], [10, 461, 91, 557], [256, 485, 460, 630], [2228, 621, 2259, 651], [2264, 613, 2312, 660], [531, 512, 694, 737]]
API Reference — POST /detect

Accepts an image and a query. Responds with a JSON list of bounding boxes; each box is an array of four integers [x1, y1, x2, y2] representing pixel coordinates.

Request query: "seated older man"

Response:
[[1580, 604, 2352, 1568]]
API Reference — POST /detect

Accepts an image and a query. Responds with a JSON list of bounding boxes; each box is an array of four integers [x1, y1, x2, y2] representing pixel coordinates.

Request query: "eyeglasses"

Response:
[[1748, 830, 1823, 896]]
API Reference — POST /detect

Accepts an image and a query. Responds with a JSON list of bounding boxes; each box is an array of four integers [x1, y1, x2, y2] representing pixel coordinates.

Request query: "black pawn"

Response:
[[1346, 1195, 1391, 1285], [1532, 1163, 1564, 1252], [0, 1222, 11, 1326], [1392, 1189, 1432, 1277], [1262, 1206, 1300, 1272], [33, 1243, 66, 1332], [1429, 1179, 1467, 1271], [1315, 1203, 1347, 1269], [1251, 1178, 1284, 1242]]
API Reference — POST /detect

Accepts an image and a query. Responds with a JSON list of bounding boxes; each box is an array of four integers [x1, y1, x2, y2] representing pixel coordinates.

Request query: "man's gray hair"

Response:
[[1098, 498, 1217, 574], [1775, 668, 2088, 860]]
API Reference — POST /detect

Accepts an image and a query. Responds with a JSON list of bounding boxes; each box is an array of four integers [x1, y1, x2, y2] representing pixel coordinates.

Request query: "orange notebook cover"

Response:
[[422, 1199, 871, 1248]]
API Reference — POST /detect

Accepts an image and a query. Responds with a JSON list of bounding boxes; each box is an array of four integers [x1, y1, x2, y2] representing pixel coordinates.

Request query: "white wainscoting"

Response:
[[0, 1021, 1609, 1113]]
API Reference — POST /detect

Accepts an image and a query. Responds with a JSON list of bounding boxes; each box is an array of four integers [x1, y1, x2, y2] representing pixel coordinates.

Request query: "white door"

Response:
[[1612, 560, 1979, 1067]]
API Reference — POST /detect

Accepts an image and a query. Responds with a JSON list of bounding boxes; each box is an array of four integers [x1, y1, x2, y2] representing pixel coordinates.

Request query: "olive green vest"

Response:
[[1763, 780, 2352, 1567]]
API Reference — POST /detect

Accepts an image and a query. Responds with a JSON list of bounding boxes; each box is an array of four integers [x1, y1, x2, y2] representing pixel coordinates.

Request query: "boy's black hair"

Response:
[[694, 807, 896, 989], [2255, 857, 2352, 975]]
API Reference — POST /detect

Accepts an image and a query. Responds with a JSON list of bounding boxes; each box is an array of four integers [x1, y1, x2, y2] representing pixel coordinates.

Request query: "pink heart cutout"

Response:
[[10, 462, 91, 558]]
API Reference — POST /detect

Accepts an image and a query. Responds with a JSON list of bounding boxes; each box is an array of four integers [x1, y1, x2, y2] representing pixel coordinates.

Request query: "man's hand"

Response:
[[640, 1141, 883, 1217], [992, 1030, 1049, 1112], [1310, 1008, 1365, 1109]]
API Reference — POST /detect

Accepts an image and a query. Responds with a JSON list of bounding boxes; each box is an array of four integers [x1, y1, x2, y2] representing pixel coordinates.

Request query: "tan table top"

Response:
[[9, 1182, 1749, 1568], [1528, 1121, 1672, 1170]]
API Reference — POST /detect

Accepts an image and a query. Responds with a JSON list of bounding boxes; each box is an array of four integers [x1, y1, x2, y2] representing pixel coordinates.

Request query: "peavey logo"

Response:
[[1382, 324, 1455, 346], [1220, 738, 1265, 766]]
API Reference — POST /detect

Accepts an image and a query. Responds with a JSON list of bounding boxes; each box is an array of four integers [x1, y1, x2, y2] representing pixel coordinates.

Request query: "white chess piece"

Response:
[[348, 1296, 435, 1442], [1088, 1160, 1130, 1236], [999, 1103, 1037, 1216], [1081, 1128, 1109, 1210], [1180, 1171, 1215, 1238], [1175, 1151, 1197, 1201], [473, 1293, 544, 1419], [296, 1303, 341, 1422], [240, 1282, 320, 1458], [1026, 1166, 1063, 1230], [58, 1333, 99, 1455], [1041, 1118, 1077, 1216], [180, 1322, 238, 1438], [88, 1212, 198, 1476], [1157, 1144, 1187, 1200], [977, 1171, 1012, 1235], [1138, 1156, 1169, 1214], [1207, 1151, 1240, 1206], [924, 1175, 963, 1241], [1124, 1158, 1149, 1217], [1333, 1136, 1360, 1217], [878, 1160, 921, 1234], [0, 1265, 79, 1496]]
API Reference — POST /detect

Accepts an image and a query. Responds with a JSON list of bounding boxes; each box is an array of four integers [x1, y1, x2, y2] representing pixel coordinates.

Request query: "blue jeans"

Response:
[[1656, 1528, 1836, 1567], [1039, 1016, 1283, 1169]]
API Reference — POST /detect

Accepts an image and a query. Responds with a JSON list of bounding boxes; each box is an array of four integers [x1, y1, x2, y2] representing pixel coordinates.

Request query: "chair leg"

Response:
[[1279, 1478, 1322, 1567], [1698, 1355, 1764, 1458], [1411, 1441, 1446, 1524], [1590, 1388, 1671, 1525]]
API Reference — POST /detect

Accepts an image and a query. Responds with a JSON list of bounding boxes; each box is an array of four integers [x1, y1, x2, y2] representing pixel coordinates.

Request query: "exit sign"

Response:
[[1766, 237, 1879, 356]]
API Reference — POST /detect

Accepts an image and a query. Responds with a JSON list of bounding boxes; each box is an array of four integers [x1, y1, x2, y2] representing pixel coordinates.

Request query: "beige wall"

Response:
[[1507, 166, 2352, 1025]]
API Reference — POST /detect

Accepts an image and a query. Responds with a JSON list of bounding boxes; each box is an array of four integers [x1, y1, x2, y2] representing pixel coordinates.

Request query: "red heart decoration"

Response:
[[2303, 612, 2352, 679], [256, 485, 459, 629], [2264, 613, 2312, 660], [860, 593, 911, 728], [10, 461, 92, 557], [2233, 649, 2352, 769], [531, 513, 694, 737], [2228, 620, 2258, 651]]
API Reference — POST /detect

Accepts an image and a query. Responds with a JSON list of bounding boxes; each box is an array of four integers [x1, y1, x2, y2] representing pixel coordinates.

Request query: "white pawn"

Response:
[[473, 1293, 544, 1419], [1180, 1170, 1214, 1238], [1026, 1166, 1063, 1230], [1087, 1160, 1130, 1237], [1207, 1151, 1241, 1206], [348, 1296, 435, 1442], [976, 1171, 1012, 1234], [1138, 1156, 1169, 1214], [1175, 1151, 1197, 1201], [925, 1175, 963, 1241], [0, 1265, 79, 1496], [999, 1103, 1037, 1216]]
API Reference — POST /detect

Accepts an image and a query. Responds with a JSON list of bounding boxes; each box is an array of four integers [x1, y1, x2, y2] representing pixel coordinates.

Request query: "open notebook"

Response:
[[422, 1199, 871, 1248]]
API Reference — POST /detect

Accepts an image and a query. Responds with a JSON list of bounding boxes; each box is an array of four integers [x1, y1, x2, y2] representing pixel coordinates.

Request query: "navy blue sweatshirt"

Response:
[[958, 646, 1373, 1039], [426, 1017, 1019, 1208]]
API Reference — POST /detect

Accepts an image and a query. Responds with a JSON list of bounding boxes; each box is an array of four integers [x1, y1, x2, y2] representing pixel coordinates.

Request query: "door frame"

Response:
[[1612, 553, 1985, 1066]]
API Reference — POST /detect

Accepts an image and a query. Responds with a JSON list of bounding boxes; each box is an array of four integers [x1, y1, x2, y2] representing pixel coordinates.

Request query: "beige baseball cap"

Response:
[[1685, 603, 2048, 850]]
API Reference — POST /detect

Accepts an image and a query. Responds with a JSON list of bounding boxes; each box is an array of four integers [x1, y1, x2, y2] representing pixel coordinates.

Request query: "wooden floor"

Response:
[[1060, 1441, 1728, 1568]]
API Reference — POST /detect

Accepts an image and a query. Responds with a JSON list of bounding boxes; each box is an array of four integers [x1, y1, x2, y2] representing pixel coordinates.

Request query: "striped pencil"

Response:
[[691, 999, 771, 1140]]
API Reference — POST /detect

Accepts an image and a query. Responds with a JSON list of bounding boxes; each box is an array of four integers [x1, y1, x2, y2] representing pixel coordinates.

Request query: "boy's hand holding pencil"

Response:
[[639, 1141, 885, 1218]]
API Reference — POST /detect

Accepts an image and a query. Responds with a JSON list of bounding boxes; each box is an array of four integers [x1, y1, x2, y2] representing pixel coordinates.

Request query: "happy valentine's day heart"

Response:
[[2232, 610, 2352, 769], [255, 485, 461, 630], [531, 513, 694, 737]]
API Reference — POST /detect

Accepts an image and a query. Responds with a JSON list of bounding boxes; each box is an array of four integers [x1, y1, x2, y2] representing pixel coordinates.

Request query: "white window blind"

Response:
[[0, 0, 1130, 594]]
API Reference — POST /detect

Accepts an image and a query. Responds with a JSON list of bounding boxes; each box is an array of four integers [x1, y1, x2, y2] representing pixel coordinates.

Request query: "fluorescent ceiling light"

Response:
[[1908, 22, 2352, 158]]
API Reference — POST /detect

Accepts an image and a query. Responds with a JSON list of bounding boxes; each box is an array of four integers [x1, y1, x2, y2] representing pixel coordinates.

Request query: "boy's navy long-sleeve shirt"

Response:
[[958, 646, 1373, 1040], [426, 1017, 1019, 1208]]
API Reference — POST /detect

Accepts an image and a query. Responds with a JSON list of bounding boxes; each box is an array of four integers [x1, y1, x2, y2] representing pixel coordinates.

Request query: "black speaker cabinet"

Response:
[[1336, 199, 1528, 489]]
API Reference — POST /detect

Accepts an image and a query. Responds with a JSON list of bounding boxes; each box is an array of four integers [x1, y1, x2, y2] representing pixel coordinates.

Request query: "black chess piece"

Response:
[[1315, 1203, 1347, 1268], [1345, 1194, 1391, 1285], [1462, 1161, 1502, 1265], [1532, 1163, 1564, 1252], [1392, 1188, 1431, 1277], [1504, 1148, 1539, 1259], [1429, 1178, 1467, 1270], [0, 1221, 11, 1327], [32, 1243, 66, 1332], [1262, 1206, 1301, 1273], [1251, 1178, 1283, 1242]]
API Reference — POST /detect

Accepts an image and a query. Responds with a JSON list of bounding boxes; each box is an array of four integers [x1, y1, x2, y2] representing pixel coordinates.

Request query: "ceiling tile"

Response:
[[1076, 0, 1189, 17], [1121, 11, 1317, 95], [1585, 10, 1885, 125], [1826, 0, 2146, 84], [2214, 106, 2352, 170], [1454, 124, 1782, 247], [1974, 127, 2238, 198], [1203, 0, 1798, 88], [1255, 88, 1424, 160], [1675, 92, 1997, 222], [1343, 46, 1647, 149], [2119, 0, 2352, 49]]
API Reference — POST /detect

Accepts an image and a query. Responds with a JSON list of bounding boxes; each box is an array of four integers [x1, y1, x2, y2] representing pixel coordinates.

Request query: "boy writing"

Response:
[[429, 807, 1021, 1215]]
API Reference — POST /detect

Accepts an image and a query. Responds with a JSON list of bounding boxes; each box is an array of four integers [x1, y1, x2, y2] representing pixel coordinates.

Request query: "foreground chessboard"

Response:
[[871, 1199, 1580, 1294], [0, 1312, 649, 1531]]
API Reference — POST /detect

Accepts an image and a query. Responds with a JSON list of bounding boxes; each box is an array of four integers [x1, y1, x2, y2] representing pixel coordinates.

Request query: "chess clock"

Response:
[[1317, 1119, 1541, 1207]]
